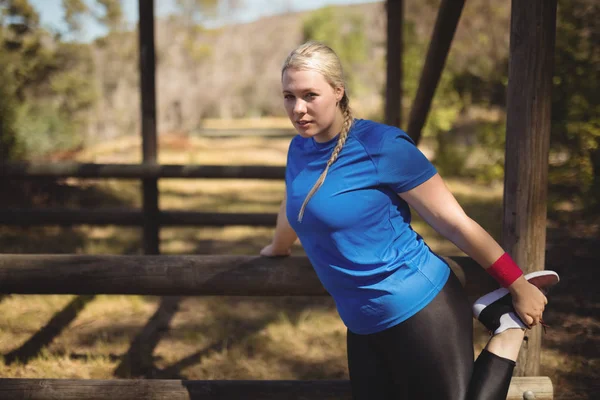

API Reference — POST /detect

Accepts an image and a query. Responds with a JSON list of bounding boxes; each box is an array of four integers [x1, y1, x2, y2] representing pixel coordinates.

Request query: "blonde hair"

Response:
[[282, 41, 354, 222]]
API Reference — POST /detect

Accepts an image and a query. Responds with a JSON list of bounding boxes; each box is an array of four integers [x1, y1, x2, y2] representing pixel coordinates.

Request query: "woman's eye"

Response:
[[284, 95, 294, 100], [306, 93, 317, 99]]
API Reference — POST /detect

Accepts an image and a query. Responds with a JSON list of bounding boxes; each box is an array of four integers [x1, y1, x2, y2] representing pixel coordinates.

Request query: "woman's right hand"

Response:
[[509, 276, 548, 327], [260, 243, 292, 257]]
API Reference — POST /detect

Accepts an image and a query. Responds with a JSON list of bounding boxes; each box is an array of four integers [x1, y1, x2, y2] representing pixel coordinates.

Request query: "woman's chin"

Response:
[[297, 131, 313, 138]]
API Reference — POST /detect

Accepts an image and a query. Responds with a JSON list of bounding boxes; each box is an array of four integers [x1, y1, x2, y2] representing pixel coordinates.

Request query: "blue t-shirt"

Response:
[[285, 119, 450, 335]]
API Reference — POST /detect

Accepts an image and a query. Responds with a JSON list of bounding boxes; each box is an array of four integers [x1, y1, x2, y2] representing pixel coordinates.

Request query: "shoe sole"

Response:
[[472, 270, 560, 319], [524, 270, 560, 293]]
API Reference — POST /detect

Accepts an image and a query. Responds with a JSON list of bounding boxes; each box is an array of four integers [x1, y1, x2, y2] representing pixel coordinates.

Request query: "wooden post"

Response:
[[134, 0, 168, 377], [503, 0, 557, 377], [139, 0, 159, 255], [385, 0, 403, 128], [406, 0, 465, 145]]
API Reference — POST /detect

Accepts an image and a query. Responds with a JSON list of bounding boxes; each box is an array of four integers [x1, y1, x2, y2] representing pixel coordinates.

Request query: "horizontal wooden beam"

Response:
[[0, 209, 276, 227], [0, 377, 553, 399], [0, 254, 497, 300], [0, 163, 286, 180]]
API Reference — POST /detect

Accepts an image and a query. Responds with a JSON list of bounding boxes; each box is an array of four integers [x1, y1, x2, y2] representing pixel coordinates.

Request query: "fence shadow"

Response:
[[3, 295, 96, 365]]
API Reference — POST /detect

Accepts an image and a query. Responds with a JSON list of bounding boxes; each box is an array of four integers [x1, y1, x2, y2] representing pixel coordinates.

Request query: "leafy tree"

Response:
[[0, 0, 48, 159], [0, 0, 98, 158], [302, 6, 368, 95], [550, 0, 600, 208], [63, 0, 123, 34]]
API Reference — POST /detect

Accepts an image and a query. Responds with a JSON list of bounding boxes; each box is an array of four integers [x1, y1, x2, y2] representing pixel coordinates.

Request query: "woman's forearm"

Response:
[[271, 195, 298, 251], [443, 216, 505, 270]]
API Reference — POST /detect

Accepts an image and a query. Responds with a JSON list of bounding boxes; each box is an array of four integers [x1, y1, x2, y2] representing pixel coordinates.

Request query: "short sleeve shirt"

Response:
[[285, 119, 450, 334]]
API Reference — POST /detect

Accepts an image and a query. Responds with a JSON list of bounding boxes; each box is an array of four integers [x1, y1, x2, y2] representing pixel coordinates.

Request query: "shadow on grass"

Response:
[[0, 179, 137, 366], [3, 295, 96, 365], [121, 296, 337, 379]]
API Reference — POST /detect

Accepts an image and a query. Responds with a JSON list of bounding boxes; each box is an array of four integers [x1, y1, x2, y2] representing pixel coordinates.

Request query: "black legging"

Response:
[[347, 271, 515, 400]]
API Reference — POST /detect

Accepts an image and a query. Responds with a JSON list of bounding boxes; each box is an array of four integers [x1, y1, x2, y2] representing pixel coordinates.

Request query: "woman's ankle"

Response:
[[485, 327, 525, 361]]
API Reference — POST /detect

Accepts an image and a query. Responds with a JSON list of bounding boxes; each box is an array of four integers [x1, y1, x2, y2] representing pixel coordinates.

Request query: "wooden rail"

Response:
[[0, 254, 496, 301], [0, 163, 286, 180], [0, 209, 276, 227], [0, 377, 554, 399]]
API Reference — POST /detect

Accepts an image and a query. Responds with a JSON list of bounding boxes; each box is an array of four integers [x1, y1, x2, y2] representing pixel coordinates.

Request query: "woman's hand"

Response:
[[509, 276, 548, 327], [260, 243, 292, 257]]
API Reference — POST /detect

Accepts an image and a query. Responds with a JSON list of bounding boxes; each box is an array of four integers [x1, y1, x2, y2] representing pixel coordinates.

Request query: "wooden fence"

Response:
[[0, 162, 282, 228], [0, 255, 554, 399]]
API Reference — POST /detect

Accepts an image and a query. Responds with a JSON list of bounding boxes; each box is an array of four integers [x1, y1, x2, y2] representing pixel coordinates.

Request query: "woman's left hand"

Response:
[[508, 276, 548, 328]]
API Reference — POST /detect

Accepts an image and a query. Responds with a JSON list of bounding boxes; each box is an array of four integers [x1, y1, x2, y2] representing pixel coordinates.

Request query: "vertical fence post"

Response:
[[503, 0, 557, 377], [139, 0, 159, 255], [385, 0, 403, 129]]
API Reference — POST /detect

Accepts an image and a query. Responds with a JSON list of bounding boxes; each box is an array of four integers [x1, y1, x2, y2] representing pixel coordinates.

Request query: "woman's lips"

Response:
[[296, 121, 312, 129]]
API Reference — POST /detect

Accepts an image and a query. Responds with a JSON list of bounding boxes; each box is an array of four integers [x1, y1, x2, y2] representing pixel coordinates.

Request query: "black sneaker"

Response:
[[472, 270, 559, 334]]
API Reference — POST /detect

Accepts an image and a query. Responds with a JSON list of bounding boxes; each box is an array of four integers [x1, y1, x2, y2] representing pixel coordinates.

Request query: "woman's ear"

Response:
[[335, 86, 344, 103]]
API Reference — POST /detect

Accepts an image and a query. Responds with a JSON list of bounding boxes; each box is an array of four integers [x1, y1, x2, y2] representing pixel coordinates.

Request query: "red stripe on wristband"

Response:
[[487, 252, 523, 288]]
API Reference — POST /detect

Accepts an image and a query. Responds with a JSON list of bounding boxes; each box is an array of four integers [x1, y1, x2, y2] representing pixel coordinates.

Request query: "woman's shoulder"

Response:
[[351, 119, 413, 151]]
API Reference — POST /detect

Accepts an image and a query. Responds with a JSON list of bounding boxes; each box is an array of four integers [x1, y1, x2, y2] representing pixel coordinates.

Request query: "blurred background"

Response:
[[0, 1, 598, 398]]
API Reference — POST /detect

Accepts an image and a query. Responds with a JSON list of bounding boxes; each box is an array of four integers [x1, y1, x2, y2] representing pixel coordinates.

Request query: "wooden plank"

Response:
[[0, 209, 277, 227], [0, 254, 498, 300], [139, 0, 159, 255], [0, 377, 553, 399], [406, 0, 465, 144], [384, 0, 404, 128], [0, 163, 286, 180], [503, 0, 557, 377]]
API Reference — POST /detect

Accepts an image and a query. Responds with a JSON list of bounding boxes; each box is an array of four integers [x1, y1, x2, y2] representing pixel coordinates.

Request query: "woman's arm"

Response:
[[260, 192, 298, 257], [398, 173, 547, 326]]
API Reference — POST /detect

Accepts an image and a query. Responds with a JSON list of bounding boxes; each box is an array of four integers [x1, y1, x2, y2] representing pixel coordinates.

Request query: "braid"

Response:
[[298, 96, 354, 222]]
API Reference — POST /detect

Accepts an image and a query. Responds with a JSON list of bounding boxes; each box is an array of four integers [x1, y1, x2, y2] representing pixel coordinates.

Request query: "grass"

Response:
[[0, 131, 597, 399]]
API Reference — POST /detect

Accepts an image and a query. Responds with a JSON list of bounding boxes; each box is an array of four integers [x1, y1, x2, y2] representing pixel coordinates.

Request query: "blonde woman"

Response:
[[261, 41, 558, 399]]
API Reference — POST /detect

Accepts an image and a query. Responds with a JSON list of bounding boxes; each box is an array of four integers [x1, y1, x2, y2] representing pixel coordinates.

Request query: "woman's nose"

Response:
[[293, 100, 307, 115]]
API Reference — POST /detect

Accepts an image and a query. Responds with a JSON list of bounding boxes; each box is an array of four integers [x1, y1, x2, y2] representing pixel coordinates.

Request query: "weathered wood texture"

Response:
[[0, 377, 553, 400], [503, 0, 557, 377], [385, 0, 403, 128], [0, 209, 276, 227], [406, 0, 465, 144], [0, 163, 286, 180], [139, 0, 159, 255], [0, 254, 495, 301]]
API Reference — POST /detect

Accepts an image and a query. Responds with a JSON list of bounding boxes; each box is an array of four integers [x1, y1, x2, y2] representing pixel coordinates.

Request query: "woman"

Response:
[[260, 41, 558, 399]]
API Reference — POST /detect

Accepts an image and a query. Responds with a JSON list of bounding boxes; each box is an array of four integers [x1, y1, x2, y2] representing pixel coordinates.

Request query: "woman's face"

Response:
[[282, 68, 344, 143]]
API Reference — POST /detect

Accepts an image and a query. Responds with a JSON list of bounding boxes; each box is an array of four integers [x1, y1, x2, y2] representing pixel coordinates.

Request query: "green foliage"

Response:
[[62, 0, 123, 34], [96, 0, 122, 30], [0, 57, 22, 160], [183, 37, 213, 62], [550, 0, 600, 207], [0, 0, 98, 158], [14, 102, 83, 156], [62, 0, 88, 32], [302, 6, 367, 94]]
